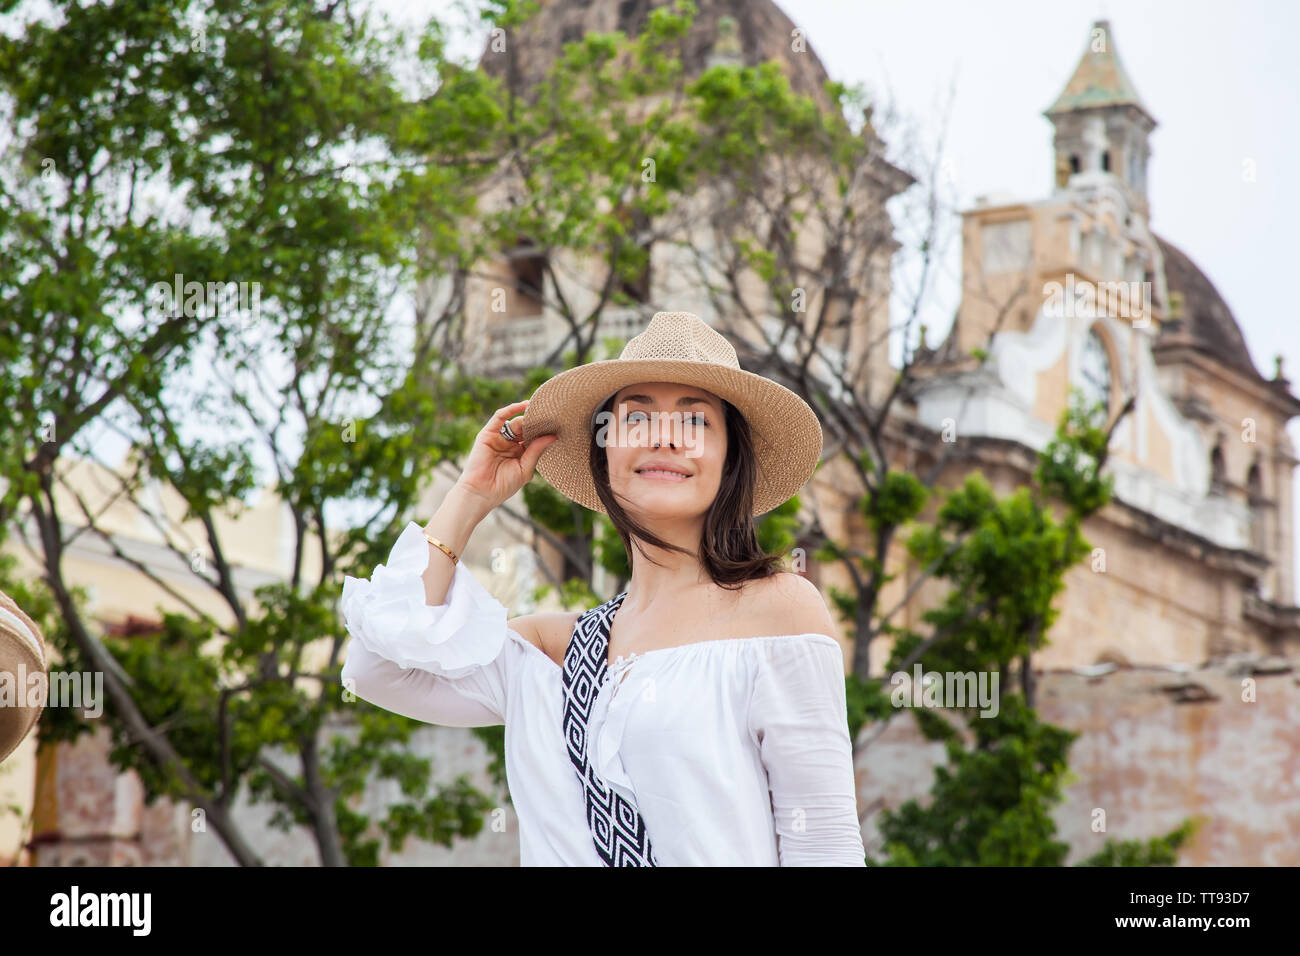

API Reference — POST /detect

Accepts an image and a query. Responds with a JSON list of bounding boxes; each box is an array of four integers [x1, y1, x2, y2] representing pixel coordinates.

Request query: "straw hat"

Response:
[[0, 589, 47, 765], [513, 311, 823, 516]]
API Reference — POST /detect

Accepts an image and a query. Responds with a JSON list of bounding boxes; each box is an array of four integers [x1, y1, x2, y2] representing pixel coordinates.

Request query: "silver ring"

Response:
[[500, 421, 518, 442]]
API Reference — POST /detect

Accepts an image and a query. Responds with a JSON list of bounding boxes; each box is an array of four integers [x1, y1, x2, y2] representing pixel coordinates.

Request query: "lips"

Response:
[[635, 459, 692, 480], [637, 468, 690, 481]]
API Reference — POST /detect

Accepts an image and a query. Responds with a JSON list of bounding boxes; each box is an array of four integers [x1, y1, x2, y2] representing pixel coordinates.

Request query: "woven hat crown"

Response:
[[619, 311, 740, 368]]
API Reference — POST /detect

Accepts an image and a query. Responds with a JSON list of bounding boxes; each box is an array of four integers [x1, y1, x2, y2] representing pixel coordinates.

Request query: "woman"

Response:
[[340, 311, 865, 866]]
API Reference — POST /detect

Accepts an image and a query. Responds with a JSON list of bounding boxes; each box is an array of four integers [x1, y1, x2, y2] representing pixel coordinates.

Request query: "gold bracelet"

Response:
[[422, 529, 460, 566]]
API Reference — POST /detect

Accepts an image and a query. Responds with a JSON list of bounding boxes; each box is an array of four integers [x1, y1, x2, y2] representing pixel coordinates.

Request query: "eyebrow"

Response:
[[618, 393, 717, 410]]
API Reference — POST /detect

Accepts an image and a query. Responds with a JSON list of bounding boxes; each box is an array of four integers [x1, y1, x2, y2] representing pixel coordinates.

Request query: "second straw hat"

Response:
[[516, 311, 823, 516], [0, 589, 47, 765]]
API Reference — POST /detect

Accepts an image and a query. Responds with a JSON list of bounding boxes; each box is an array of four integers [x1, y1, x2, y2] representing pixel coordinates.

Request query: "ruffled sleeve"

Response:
[[748, 636, 867, 866], [339, 522, 513, 727]]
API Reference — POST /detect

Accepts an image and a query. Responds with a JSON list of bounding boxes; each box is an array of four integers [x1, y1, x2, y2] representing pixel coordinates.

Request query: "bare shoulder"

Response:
[[507, 611, 583, 667], [748, 570, 825, 606], [746, 572, 838, 640]]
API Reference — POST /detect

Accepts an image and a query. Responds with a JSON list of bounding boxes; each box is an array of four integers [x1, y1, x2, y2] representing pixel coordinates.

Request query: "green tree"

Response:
[[0, 0, 829, 866], [0, 0, 514, 865], [854, 396, 1197, 864]]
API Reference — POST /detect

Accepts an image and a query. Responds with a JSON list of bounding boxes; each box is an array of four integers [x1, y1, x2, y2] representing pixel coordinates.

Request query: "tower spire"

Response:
[[1044, 20, 1157, 214], [1045, 19, 1152, 121]]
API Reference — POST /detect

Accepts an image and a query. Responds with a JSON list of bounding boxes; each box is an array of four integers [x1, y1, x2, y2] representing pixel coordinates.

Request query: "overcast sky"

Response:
[[795, 0, 1297, 371]]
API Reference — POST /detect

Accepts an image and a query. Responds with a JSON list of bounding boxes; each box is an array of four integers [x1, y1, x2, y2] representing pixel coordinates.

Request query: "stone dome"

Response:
[[1155, 234, 1262, 381], [477, 0, 839, 115]]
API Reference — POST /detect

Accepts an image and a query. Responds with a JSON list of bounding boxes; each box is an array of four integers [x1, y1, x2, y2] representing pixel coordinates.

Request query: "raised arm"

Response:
[[341, 517, 511, 726], [339, 400, 558, 727]]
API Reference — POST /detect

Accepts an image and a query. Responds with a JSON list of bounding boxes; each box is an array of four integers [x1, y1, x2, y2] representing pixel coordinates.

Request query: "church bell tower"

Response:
[[1045, 19, 1157, 219]]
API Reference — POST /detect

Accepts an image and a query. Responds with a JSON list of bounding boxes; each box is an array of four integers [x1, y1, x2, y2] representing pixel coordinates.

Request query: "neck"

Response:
[[621, 518, 710, 610]]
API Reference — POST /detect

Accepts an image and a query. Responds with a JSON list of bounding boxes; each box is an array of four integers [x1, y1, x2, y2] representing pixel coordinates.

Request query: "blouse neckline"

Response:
[[506, 627, 840, 674]]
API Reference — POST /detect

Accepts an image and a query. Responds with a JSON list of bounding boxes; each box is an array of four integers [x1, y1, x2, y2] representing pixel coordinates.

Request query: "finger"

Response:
[[487, 400, 530, 429], [484, 402, 531, 449], [519, 433, 558, 474], [498, 412, 528, 445], [486, 425, 523, 455]]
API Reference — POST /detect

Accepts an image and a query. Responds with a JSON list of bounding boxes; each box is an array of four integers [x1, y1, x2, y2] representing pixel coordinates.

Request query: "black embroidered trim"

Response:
[[560, 590, 659, 866]]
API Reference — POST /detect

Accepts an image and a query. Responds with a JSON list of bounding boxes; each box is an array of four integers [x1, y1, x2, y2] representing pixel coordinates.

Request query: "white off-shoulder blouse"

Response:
[[339, 522, 866, 867]]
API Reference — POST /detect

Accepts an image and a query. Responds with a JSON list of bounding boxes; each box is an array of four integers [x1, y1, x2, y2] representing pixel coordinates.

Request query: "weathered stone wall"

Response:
[[855, 656, 1300, 866], [26, 720, 519, 867]]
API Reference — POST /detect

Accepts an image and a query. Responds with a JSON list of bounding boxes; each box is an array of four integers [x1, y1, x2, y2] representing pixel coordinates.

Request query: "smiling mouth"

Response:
[[635, 468, 691, 481]]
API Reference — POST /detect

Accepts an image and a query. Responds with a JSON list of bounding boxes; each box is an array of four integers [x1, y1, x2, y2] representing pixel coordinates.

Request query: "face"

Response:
[[602, 381, 728, 521]]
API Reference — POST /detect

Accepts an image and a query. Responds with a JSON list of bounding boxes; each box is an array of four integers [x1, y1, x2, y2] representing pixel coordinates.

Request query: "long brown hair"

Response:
[[588, 391, 782, 590]]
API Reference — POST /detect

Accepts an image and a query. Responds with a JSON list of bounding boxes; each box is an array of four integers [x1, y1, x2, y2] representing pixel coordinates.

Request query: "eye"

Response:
[[620, 409, 708, 426]]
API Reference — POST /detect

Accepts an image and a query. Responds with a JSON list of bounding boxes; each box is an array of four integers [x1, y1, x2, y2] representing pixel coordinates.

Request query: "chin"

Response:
[[625, 493, 710, 522]]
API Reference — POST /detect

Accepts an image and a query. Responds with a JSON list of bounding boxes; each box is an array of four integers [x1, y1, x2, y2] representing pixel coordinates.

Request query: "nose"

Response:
[[652, 412, 679, 450]]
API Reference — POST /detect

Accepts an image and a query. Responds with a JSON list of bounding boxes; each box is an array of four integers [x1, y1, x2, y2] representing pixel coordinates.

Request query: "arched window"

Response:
[[505, 236, 546, 318], [1246, 462, 1263, 502], [1210, 444, 1226, 495], [1079, 327, 1112, 422], [1247, 461, 1265, 552]]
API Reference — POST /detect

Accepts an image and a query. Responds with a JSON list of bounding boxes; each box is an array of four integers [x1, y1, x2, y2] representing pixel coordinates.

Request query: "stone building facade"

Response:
[[868, 18, 1300, 864], [904, 19, 1299, 668]]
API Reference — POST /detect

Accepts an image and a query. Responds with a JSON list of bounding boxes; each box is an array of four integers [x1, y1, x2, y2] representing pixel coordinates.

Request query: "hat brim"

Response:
[[517, 359, 823, 517]]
